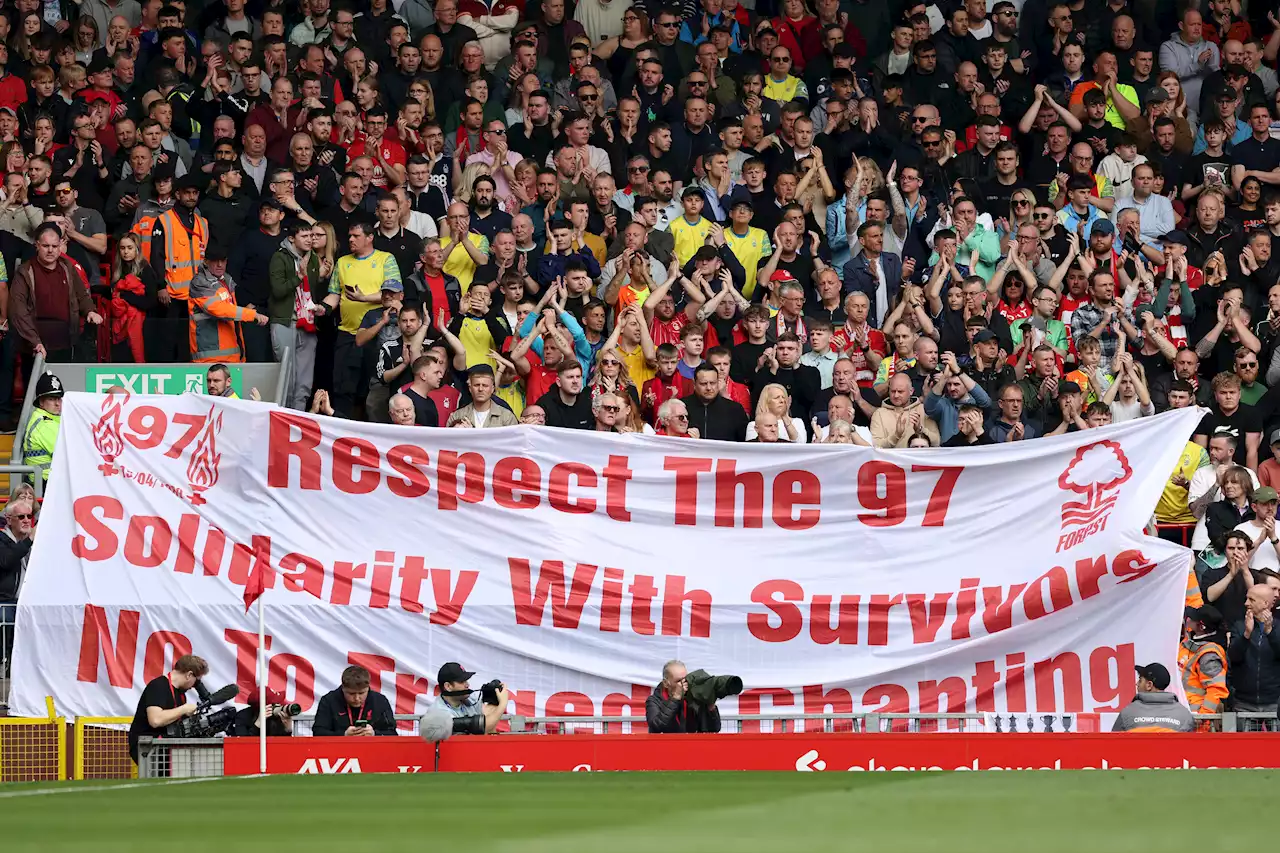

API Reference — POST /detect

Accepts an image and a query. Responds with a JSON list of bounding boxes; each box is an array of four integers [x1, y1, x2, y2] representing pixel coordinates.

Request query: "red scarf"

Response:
[[454, 126, 484, 161]]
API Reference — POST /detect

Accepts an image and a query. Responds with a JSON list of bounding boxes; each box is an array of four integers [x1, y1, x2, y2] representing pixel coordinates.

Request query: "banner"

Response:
[[222, 733, 1280, 774], [11, 394, 1201, 721]]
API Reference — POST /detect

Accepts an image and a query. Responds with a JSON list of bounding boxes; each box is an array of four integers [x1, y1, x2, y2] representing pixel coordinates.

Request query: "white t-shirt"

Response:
[[1236, 519, 1280, 570], [1110, 398, 1155, 423]]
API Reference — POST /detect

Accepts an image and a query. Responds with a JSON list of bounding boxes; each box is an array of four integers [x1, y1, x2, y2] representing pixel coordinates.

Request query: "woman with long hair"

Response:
[[994, 271, 1033, 326], [112, 233, 161, 362], [511, 158, 539, 208], [311, 222, 337, 285], [1204, 466, 1256, 548], [31, 114, 61, 158], [589, 348, 640, 406], [595, 8, 650, 82], [354, 76, 381, 119], [72, 17, 103, 66], [746, 383, 807, 443], [1156, 71, 1189, 121], [408, 79, 437, 125], [999, 187, 1037, 252], [0, 141, 27, 182], [12, 12, 42, 63], [505, 71, 542, 127], [452, 162, 493, 208], [1230, 175, 1265, 231]]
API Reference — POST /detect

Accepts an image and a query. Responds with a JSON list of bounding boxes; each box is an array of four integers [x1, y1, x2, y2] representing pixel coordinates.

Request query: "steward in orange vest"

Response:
[[148, 173, 209, 362], [188, 244, 267, 363], [1180, 605, 1229, 716]]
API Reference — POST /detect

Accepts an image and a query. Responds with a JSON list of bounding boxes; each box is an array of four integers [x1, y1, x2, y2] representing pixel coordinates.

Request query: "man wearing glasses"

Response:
[[891, 104, 942, 174], [905, 40, 949, 112], [763, 47, 807, 105], [0, 495, 34, 679], [650, 9, 695, 81], [47, 179, 108, 283]]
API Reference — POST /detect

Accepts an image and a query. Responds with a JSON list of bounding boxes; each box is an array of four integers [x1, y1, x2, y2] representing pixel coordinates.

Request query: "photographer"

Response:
[[430, 662, 509, 734], [230, 688, 297, 738], [313, 665, 397, 736], [127, 654, 209, 763], [646, 660, 734, 734]]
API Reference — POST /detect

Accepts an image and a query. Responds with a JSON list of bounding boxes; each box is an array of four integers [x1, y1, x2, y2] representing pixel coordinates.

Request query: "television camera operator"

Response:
[[230, 688, 298, 737], [431, 662, 509, 734], [313, 665, 397, 736], [646, 659, 743, 733], [127, 654, 209, 763]]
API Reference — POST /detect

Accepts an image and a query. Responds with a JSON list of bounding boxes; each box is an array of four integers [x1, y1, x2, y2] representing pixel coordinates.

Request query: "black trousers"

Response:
[[145, 298, 191, 363], [331, 331, 362, 418], [241, 319, 274, 363]]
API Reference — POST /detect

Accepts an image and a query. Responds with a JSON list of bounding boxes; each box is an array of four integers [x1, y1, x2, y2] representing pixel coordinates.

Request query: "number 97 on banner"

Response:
[[856, 462, 963, 528]]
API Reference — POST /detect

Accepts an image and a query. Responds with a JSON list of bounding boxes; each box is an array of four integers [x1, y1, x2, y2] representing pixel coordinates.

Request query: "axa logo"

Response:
[[500, 764, 526, 772], [1056, 440, 1132, 553], [297, 757, 363, 774], [92, 391, 225, 506]]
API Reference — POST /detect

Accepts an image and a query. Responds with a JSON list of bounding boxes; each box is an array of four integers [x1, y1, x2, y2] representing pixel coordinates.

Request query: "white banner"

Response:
[[11, 394, 1201, 722]]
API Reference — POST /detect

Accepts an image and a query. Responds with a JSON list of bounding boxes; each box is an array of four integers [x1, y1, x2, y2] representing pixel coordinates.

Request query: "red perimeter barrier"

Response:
[[222, 733, 1280, 775]]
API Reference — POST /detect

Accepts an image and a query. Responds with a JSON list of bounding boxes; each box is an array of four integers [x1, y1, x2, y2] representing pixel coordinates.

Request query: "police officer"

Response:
[[1112, 663, 1195, 731], [1180, 604, 1230, 718], [21, 372, 64, 483]]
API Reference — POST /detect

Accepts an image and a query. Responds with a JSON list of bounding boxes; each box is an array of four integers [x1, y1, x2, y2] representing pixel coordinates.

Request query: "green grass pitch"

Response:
[[0, 771, 1275, 852]]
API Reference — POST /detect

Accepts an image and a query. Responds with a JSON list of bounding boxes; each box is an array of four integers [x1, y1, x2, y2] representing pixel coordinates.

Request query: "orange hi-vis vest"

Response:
[[156, 208, 209, 299], [189, 270, 258, 363], [1179, 639, 1228, 714], [1185, 567, 1204, 609]]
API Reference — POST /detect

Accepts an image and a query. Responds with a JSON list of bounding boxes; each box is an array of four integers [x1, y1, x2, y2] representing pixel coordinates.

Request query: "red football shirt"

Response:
[[348, 133, 407, 189]]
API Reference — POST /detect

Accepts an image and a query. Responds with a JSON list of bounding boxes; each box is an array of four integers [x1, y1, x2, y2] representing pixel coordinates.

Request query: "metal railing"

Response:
[[7, 352, 45, 498], [275, 710, 1278, 736]]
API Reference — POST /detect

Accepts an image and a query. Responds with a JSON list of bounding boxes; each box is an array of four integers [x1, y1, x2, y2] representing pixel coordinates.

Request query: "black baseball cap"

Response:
[[973, 329, 997, 343], [437, 661, 475, 684], [1135, 663, 1171, 690]]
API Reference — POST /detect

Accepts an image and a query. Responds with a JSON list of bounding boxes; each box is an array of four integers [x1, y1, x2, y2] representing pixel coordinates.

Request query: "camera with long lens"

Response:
[[165, 683, 238, 738], [273, 702, 302, 717]]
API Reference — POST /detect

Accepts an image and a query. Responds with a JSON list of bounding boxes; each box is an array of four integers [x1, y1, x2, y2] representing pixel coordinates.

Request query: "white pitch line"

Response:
[[0, 773, 268, 798]]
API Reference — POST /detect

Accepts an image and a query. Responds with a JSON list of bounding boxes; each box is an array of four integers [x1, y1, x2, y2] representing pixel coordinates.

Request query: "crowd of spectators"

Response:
[[0, 0, 1279, 713]]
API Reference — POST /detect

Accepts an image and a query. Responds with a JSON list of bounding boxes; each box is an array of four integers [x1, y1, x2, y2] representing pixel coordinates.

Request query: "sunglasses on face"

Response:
[[658, 20, 679, 27], [1032, 212, 1052, 219], [10, 512, 31, 520], [1013, 200, 1030, 207], [601, 405, 621, 413]]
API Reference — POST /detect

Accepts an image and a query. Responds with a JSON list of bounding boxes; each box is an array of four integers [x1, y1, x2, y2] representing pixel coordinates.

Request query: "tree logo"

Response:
[[1056, 440, 1132, 551]]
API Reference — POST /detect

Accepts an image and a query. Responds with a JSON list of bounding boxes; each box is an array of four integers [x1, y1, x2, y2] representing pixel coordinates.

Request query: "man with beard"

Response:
[[467, 174, 513, 244], [510, 89, 555, 168]]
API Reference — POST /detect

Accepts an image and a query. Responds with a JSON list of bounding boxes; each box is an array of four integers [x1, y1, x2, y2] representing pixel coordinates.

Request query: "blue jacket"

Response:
[[517, 309, 592, 375], [924, 385, 992, 442], [841, 251, 903, 328], [536, 248, 601, 288]]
